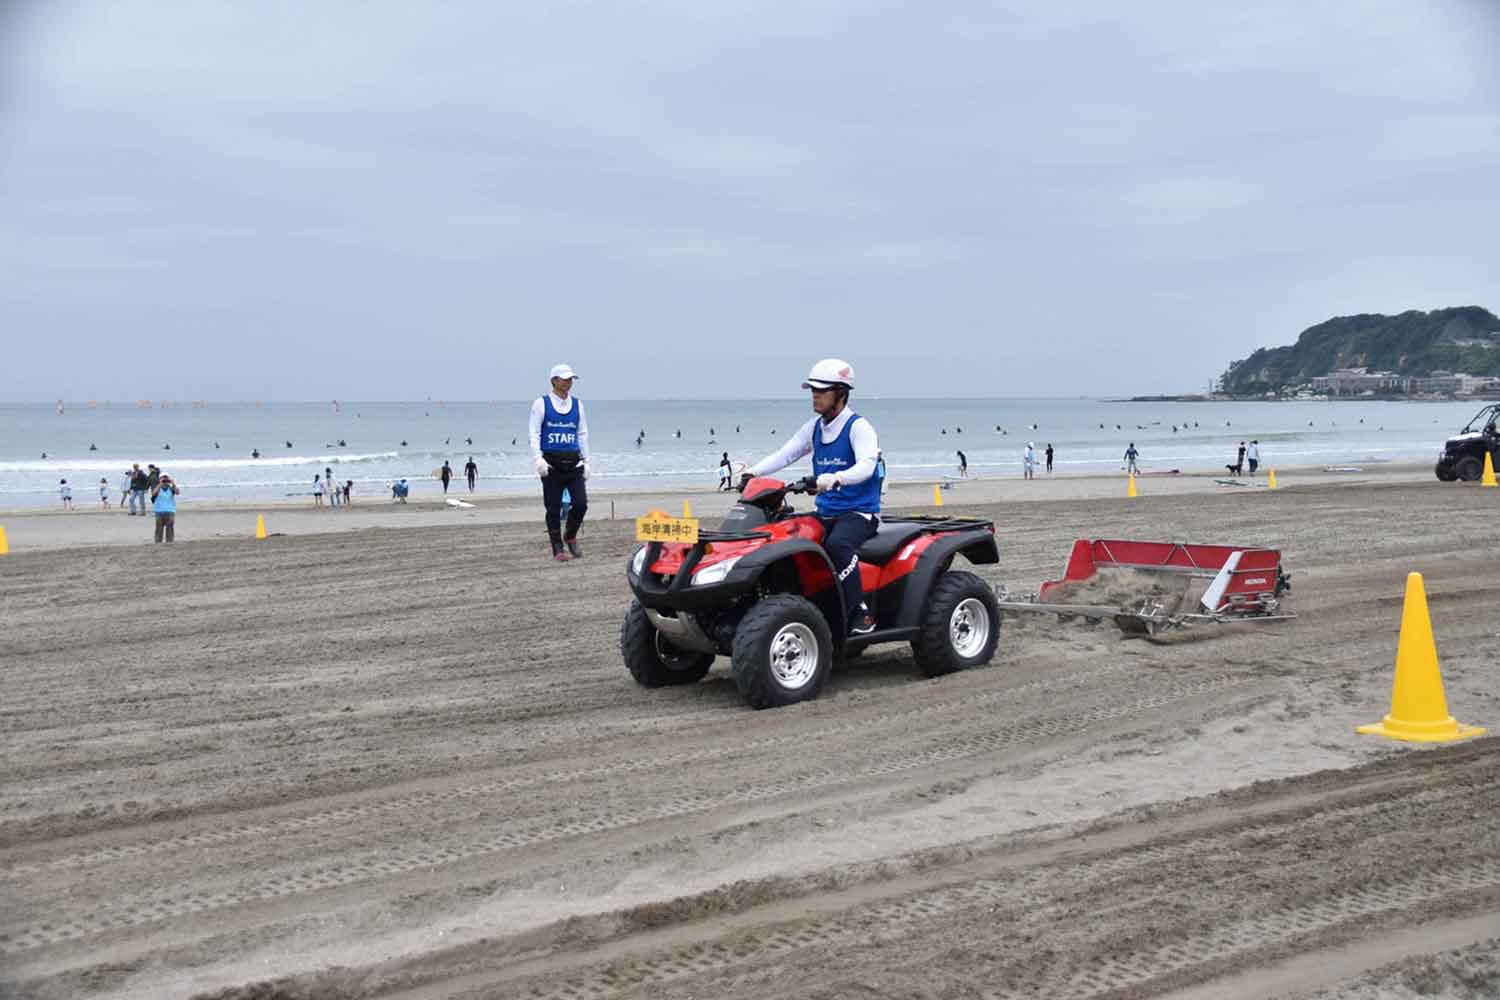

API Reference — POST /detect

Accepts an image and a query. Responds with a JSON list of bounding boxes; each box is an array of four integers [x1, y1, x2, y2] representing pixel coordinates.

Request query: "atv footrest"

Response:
[[844, 625, 918, 654]]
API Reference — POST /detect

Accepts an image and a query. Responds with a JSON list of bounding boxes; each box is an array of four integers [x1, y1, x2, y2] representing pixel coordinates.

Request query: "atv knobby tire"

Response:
[[621, 600, 714, 687], [912, 571, 1001, 677], [1455, 456, 1483, 482], [731, 594, 834, 709]]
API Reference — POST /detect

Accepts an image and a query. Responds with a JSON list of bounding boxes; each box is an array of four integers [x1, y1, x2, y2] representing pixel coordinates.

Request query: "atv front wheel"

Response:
[[912, 571, 1001, 677], [621, 600, 714, 687], [1455, 457, 1483, 482], [731, 594, 834, 709]]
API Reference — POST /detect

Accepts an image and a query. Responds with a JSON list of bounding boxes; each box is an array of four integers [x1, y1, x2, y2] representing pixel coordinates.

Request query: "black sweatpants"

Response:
[[819, 511, 878, 621], [542, 454, 588, 543]]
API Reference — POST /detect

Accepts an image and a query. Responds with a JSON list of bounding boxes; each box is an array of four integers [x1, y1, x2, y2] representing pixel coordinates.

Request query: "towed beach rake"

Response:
[[994, 539, 1295, 636]]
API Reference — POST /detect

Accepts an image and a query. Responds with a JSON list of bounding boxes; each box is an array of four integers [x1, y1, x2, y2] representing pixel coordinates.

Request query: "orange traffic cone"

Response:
[[1357, 573, 1485, 743]]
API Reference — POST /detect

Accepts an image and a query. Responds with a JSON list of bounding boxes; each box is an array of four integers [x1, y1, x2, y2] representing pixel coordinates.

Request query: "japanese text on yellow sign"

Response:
[[635, 512, 699, 544]]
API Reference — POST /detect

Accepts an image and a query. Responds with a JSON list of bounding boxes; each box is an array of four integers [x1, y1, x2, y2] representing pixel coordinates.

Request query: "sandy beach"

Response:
[[3, 468, 1498, 999]]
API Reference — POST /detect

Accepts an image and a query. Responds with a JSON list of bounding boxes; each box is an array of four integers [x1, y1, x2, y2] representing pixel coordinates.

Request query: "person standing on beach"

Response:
[[718, 452, 733, 491], [151, 473, 179, 542], [129, 464, 148, 515], [343, 480, 353, 505], [1045, 443, 1055, 474], [119, 470, 132, 508], [739, 358, 880, 636], [312, 475, 325, 506], [325, 466, 339, 506], [99, 477, 110, 509], [529, 363, 589, 561], [464, 457, 478, 492], [1236, 441, 1247, 477], [59, 479, 73, 510], [1023, 442, 1037, 480], [1247, 440, 1260, 476], [146, 464, 160, 495], [1124, 443, 1140, 475], [957, 450, 968, 478], [440, 460, 453, 494]]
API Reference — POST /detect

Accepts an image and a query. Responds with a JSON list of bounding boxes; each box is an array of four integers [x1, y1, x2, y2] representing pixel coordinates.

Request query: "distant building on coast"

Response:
[[1303, 367, 1500, 398]]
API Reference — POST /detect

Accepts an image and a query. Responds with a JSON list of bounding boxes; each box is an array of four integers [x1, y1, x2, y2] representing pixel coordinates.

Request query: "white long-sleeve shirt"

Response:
[[747, 408, 879, 485], [528, 392, 590, 463]]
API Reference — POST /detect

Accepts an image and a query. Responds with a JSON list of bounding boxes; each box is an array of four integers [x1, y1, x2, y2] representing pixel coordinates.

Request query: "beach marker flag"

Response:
[[933, 483, 943, 507], [1268, 469, 1278, 490], [682, 500, 692, 518], [1127, 473, 1137, 498], [1483, 453, 1497, 488], [1357, 572, 1485, 743], [0, 524, 8, 555], [255, 514, 267, 540]]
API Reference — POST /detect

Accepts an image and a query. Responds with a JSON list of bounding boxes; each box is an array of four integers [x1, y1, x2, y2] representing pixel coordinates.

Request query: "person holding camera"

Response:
[[151, 474, 180, 543]]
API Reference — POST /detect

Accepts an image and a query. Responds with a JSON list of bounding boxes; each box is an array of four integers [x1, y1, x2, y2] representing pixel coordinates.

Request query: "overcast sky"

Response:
[[3, 1, 1497, 401]]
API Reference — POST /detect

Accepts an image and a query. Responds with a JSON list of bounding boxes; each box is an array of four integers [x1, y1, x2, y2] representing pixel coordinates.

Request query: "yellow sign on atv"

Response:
[[636, 510, 699, 544]]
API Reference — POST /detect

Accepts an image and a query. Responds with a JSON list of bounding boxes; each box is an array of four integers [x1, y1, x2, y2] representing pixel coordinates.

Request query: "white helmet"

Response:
[[801, 358, 855, 390]]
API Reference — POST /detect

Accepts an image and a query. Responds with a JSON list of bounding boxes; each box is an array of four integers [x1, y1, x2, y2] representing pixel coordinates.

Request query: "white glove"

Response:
[[579, 462, 589, 479], [815, 472, 841, 493], [535, 458, 549, 477]]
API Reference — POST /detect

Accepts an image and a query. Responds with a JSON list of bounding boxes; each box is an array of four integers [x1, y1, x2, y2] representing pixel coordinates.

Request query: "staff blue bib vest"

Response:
[[541, 396, 580, 453], [813, 414, 880, 516]]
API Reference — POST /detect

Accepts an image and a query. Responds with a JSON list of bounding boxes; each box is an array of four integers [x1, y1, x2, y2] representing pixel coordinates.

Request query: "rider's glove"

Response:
[[815, 472, 841, 493], [535, 458, 550, 477], [579, 461, 589, 479]]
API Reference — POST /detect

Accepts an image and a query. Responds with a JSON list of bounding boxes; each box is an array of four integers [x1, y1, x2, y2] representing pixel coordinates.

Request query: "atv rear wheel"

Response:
[[621, 600, 714, 687], [912, 571, 1001, 677], [1455, 456, 1483, 482], [731, 594, 834, 709]]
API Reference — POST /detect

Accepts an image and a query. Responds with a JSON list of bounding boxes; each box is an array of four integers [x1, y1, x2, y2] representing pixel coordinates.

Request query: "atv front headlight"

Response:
[[631, 546, 647, 576], [692, 556, 741, 586]]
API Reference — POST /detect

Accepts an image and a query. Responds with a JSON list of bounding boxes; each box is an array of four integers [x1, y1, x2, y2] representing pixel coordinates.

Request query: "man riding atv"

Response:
[[740, 358, 880, 636]]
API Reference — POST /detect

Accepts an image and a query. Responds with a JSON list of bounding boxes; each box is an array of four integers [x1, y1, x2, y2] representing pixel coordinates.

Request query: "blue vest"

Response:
[[153, 486, 177, 515], [812, 413, 880, 515], [541, 395, 581, 453]]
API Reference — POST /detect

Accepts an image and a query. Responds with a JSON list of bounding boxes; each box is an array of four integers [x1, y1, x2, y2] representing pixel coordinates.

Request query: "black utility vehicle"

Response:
[[1435, 404, 1500, 482]]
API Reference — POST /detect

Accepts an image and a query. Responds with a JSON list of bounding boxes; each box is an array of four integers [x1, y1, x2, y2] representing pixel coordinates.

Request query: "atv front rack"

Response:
[[994, 538, 1296, 636]]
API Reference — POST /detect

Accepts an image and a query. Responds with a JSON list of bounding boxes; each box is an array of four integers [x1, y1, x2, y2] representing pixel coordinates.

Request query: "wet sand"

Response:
[[2, 474, 1498, 999]]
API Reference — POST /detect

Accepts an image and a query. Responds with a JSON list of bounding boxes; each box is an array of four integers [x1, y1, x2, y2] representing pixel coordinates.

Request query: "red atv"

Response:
[[622, 476, 1001, 709]]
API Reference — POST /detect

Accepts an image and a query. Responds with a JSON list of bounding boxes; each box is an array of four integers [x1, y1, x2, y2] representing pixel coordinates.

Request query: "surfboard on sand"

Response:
[[445, 498, 475, 509]]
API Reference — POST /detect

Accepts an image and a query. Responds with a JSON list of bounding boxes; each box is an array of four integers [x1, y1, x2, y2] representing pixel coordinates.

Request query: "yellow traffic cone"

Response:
[[1357, 572, 1486, 743], [1127, 472, 1137, 498], [682, 500, 692, 518], [255, 514, 267, 540], [1483, 453, 1497, 488], [0, 524, 8, 555], [1268, 469, 1278, 490], [933, 483, 944, 507]]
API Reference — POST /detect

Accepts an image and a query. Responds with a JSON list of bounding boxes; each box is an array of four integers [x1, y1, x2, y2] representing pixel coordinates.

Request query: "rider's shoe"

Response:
[[565, 537, 583, 559], [849, 605, 877, 635], [551, 539, 571, 562]]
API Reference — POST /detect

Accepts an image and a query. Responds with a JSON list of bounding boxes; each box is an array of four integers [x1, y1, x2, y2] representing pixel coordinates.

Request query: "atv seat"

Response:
[[857, 520, 927, 564]]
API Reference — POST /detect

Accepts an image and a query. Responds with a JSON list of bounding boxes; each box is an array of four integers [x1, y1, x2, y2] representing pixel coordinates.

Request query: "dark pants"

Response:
[[542, 457, 588, 542], [441, 475, 451, 494], [820, 511, 878, 621], [1248, 459, 1258, 475], [467, 473, 476, 491], [154, 513, 175, 543]]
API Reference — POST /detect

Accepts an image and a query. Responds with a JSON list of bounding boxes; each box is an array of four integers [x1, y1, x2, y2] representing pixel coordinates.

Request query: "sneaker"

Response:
[[565, 538, 583, 559], [849, 606, 876, 635], [551, 540, 571, 562]]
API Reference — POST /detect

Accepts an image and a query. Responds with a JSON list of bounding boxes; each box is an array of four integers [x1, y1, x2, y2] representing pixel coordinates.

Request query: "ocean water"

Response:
[[1, 397, 1484, 508]]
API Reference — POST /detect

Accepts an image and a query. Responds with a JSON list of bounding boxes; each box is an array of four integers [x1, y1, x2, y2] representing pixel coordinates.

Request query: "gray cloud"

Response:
[[3, 0, 1497, 400]]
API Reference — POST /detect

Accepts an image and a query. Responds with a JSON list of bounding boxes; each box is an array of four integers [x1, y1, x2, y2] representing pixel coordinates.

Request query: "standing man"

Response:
[[740, 359, 879, 635], [151, 473, 179, 542], [1235, 441, 1247, 477], [1124, 442, 1140, 475], [718, 452, 733, 491], [464, 456, 479, 492], [129, 463, 149, 515], [1023, 442, 1037, 480], [529, 363, 589, 561], [957, 450, 968, 478], [1045, 443, 1055, 474], [440, 460, 453, 495], [1247, 439, 1260, 477]]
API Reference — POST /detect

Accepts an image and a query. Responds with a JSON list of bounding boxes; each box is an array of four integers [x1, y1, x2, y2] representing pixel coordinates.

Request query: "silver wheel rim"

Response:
[[769, 622, 819, 689], [949, 598, 991, 658]]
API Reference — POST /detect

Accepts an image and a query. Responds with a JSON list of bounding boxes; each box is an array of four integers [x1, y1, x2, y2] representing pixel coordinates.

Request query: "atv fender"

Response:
[[894, 532, 999, 629], [734, 540, 845, 630]]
